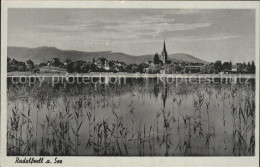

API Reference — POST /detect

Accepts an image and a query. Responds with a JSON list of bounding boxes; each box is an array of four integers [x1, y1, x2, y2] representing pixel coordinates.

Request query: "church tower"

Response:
[[161, 39, 168, 64]]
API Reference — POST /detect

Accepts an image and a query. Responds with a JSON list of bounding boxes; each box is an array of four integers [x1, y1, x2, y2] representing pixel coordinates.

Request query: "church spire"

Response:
[[163, 38, 166, 52], [161, 38, 168, 64]]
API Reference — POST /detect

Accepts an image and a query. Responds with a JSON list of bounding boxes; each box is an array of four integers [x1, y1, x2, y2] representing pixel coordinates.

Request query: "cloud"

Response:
[[7, 9, 255, 62], [34, 17, 211, 42], [92, 14, 211, 39], [174, 34, 241, 42], [165, 9, 204, 15], [103, 22, 211, 39], [34, 10, 211, 39]]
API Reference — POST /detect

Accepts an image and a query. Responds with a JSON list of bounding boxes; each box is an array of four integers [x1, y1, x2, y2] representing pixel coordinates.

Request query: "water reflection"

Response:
[[7, 77, 255, 156]]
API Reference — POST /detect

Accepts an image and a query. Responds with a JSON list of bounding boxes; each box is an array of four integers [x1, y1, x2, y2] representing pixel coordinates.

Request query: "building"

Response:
[[153, 40, 169, 65], [104, 61, 110, 70], [145, 61, 154, 66], [143, 67, 150, 73], [184, 63, 204, 74], [161, 40, 168, 64], [94, 57, 110, 70], [231, 65, 237, 72], [50, 58, 61, 67]]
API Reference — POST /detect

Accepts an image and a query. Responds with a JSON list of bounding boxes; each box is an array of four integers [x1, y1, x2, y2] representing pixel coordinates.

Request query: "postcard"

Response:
[[1, 1, 259, 166]]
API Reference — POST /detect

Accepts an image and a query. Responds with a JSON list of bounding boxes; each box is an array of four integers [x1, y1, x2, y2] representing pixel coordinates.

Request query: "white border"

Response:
[[1, 1, 259, 167]]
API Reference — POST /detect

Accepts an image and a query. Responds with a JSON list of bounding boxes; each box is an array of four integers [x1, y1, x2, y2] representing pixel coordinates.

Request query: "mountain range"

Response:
[[7, 46, 208, 64]]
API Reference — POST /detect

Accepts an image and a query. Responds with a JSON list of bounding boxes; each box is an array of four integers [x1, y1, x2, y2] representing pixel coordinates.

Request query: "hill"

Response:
[[7, 46, 208, 64], [139, 53, 208, 64]]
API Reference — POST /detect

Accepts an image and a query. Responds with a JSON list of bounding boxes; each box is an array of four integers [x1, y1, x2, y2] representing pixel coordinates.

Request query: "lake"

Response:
[[7, 76, 255, 156]]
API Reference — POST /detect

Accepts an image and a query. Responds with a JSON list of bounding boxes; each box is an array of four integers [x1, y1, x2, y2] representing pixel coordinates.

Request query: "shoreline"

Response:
[[7, 72, 255, 79]]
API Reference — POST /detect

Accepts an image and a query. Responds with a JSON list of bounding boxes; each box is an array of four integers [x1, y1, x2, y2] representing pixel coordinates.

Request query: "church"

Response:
[[151, 39, 171, 68], [153, 39, 168, 65]]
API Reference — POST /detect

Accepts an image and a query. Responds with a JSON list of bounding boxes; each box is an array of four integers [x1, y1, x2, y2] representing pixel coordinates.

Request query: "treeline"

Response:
[[7, 57, 33, 72], [200, 60, 255, 74], [66, 60, 150, 73]]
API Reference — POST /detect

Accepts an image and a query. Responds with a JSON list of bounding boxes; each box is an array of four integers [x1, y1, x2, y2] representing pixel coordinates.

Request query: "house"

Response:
[[224, 64, 242, 74], [143, 67, 150, 73], [50, 58, 61, 67], [145, 61, 154, 66], [115, 61, 122, 68], [184, 64, 203, 74], [63, 59, 71, 67], [104, 61, 110, 70], [231, 65, 237, 72], [95, 61, 102, 69], [94, 57, 110, 70], [223, 68, 234, 74], [160, 69, 166, 74]]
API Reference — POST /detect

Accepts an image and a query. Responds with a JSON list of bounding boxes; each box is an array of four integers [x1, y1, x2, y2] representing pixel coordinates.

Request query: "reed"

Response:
[[7, 77, 255, 156]]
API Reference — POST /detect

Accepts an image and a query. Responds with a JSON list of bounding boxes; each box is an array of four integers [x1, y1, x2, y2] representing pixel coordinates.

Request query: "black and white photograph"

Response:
[[1, 1, 259, 166]]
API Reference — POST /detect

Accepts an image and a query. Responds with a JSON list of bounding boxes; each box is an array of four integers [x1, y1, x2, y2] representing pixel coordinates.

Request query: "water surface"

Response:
[[7, 77, 255, 156]]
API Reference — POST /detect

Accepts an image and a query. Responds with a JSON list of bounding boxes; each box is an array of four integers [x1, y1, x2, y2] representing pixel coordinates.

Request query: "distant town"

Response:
[[7, 41, 256, 75]]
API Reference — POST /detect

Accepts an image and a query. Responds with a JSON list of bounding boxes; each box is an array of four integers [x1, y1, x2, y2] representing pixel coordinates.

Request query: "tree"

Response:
[[80, 62, 92, 73], [229, 61, 232, 69], [7, 58, 27, 72], [125, 64, 138, 73], [242, 62, 246, 72], [201, 63, 215, 74], [39, 62, 47, 67], [109, 60, 114, 68], [50, 58, 61, 67], [75, 60, 86, 73], [7, 57, 12, 63], [246, 62, 251, 72], [222, 62, 232, 71], [66, 61, 86, 73], [236, 63, 243, 73], [167, 64, 183, 74], [26, 59, 35, 71], [67, 62, 74, 73], [65, 59, 72, 63], [90, 63, 97, 72], [214, 60, 222, 73], [248, 60, 255, 73], [251, 60, 255, 73], [154, 53, 160, 65], [99, 57, 107, 65], [137, 62, 149, 73]]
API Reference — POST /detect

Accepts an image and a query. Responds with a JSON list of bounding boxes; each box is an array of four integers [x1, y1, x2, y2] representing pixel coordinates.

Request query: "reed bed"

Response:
[[7, 77, 255, 156]]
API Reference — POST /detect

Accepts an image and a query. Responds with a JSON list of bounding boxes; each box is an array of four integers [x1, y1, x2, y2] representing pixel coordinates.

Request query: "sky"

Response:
[[8, 9, 255, 62]]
